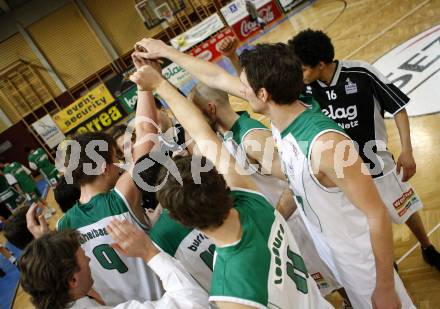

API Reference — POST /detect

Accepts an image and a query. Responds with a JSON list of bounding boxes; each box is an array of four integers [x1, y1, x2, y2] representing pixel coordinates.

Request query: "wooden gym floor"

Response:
[[5, 0, 440, 307]]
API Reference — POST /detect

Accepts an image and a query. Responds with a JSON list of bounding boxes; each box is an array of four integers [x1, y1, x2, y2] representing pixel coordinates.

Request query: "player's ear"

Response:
[[69, 273, 79, 289], [318, 61, 326, 70], [258, 87, 270, 103]]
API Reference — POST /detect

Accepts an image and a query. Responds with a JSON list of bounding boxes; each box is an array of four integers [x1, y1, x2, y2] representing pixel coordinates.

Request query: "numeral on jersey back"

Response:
[[199, 244, 216, 271], [93, 244, 128, 273], [286, 246, 309, 294]]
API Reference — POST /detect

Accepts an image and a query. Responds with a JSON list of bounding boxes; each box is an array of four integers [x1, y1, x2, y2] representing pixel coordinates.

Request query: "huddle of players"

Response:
[[18, 29, 440, 309]]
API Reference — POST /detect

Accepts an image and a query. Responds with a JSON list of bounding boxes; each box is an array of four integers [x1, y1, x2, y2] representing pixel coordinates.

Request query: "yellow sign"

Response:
[[53, 84, 114, 133]]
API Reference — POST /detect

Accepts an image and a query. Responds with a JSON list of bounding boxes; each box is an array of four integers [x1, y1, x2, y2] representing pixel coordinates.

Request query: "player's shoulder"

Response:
[[339, 59, 373, 70], [230, 187, 273, 214], [230, 112, 268, 144]]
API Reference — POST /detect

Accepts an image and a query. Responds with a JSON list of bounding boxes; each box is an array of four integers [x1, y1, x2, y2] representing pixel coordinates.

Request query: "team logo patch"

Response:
[[344, 78, 358, 94], [393, 188, 418, 217]]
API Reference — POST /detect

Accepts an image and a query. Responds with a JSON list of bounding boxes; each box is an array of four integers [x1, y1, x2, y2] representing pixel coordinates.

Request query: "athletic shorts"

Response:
[[374, 169, 423, 224], [287, 211, 341, 296]]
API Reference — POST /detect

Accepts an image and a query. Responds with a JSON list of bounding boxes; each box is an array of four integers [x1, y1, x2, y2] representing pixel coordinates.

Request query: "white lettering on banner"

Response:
[[170, 13, 224, 52], [240, 6, 275, 37], [374, 25, 440, 116]]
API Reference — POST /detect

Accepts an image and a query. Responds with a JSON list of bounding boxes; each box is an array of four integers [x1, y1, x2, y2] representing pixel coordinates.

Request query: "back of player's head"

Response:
[[156, 155, 233, 230], [19, 229, 80, 309], [288, 29, 335, 67], [110, 125, 127, 140], [239, 43, 303, 105], [3, 205, 34, 249], [188, 83, 230, 108], [54, 176, 80, 212], [65, 132, 117, 185]]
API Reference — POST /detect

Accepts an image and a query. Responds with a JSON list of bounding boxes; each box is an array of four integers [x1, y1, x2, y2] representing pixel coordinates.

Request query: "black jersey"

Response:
[[305, 60, 410, 178]]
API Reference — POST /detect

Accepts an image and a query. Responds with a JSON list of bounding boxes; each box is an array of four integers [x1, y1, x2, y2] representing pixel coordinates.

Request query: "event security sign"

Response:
[[53, 84, 115, 133]]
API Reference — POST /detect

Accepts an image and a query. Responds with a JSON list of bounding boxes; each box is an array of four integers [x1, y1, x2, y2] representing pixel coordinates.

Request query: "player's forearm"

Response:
[[394, 109, 412, 152], [227, 53, 242, 74], [367, 206, 395, 289], [133, 89, 158, 161], [165, 47, 240, 96]]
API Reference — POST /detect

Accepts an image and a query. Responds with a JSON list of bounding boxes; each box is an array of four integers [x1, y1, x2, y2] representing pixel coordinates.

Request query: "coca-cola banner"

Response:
[[189, 28, 237, 62], [221, 0, 282, 41], [277, 0, 307, 12]]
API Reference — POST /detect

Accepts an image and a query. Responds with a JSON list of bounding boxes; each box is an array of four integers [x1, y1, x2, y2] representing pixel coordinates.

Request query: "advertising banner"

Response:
[[31, 114, 65, 148], [170, 13, 225, 52], [277, 0, 307, 12], [221, 0, 282, 41], [53, 84, 114, 133], [72, 102, 127, 134], [189, 28, 237, 61]]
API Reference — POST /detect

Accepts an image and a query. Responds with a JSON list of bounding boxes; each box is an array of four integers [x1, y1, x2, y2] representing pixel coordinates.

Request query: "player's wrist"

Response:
[[142, 246, 160, 262]]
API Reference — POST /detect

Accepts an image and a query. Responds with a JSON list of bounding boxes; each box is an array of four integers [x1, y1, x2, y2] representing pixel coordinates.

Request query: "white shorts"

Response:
[[287, 211, 341, 296], [374, 169, 423, 224]]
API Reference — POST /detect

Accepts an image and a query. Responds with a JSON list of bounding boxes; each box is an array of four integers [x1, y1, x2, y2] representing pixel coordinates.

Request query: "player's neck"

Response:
[[269, 100, 308, 133], [216, 108, 240, 134], [320, 61, 338, 86], [79, 179, 112, 204], [202, 208, 242, 247]]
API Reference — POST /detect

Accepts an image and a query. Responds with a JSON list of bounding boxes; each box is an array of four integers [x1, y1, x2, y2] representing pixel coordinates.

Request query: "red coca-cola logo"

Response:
[[240, 6, 275, 37]]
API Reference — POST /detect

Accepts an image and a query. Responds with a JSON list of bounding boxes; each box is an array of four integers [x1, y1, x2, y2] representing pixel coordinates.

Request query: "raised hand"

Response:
[[107, 219, 159, 262], [218, 36, 239, 57], [135, 38, 172, 60], [26, 202, 49, 239], [129, 64, 165, 91]]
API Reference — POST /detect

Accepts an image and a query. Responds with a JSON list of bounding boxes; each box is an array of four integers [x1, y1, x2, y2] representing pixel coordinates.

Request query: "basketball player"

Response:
[[133, 38, 414, 309], [288, 29, 440, 271], [56, 52, 164, 305], [20, 212, 209, 309], [187, 82, 342, 296], [25, 145, 60, 187], [129, 60, 332, 308]]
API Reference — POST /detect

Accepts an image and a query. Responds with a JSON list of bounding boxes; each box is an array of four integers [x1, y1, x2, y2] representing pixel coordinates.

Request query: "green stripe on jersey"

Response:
[[57, 189, 128, 230], [280, 97, 345, 156], [149, 210, 192, 256], [210, 189, 275, 306], [229, 112, 268, 145]]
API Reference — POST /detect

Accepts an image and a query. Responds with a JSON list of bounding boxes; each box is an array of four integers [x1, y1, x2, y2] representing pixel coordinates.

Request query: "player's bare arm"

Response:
[[215, 301, 260, 309], [134, 38, 245, 99], [130, 64, 256, 191], [312, 132, 401, 309], [218, 36, 241, 74], [115, 52, 160, 225], [394, 108, 416, 181]]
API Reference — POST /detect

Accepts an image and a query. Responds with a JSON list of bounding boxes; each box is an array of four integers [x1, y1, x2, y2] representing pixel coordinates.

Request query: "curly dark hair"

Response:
[[4, 206, 34, 249], [18, 230, 81, 309], [239, 43, 304, 105], [288, 28, 334, 67], [54, 176, 80, 212], [156, 155, 233, 229]]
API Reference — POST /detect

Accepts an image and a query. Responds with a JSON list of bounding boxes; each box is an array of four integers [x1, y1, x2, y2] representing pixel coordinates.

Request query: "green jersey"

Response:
[[4, 162, 37, 194], [150, 210, 215, 291], [28, 148, 59, 185], [0, 173, 19, 210], [210, 189, 331, 308], [57, 189, 164, 305]]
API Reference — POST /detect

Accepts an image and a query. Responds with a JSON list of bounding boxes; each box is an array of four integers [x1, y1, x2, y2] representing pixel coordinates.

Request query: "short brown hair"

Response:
[[18, 230, 81, 309], [156, 155, 233, 229], [65, 132, 117, 184], [3, 206, 34, 249]]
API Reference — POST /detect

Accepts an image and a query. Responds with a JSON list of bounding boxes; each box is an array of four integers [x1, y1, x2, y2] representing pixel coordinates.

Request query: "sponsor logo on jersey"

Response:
[[305, 85, 313, 95], [344, 78, 358, 94], [322, 105, 359, 129], [311, 272, 329, 290], [188, 232, 210, 251], [79, 227, 108, 244]]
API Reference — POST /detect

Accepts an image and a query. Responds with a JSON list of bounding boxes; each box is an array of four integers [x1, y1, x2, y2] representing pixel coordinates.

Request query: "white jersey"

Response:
[[272, 97, 415, 309], [149, 210, 214, 291], [57, 189, 164, 305], [223, 111, 340, 296], [221, 112, 287, 207]]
